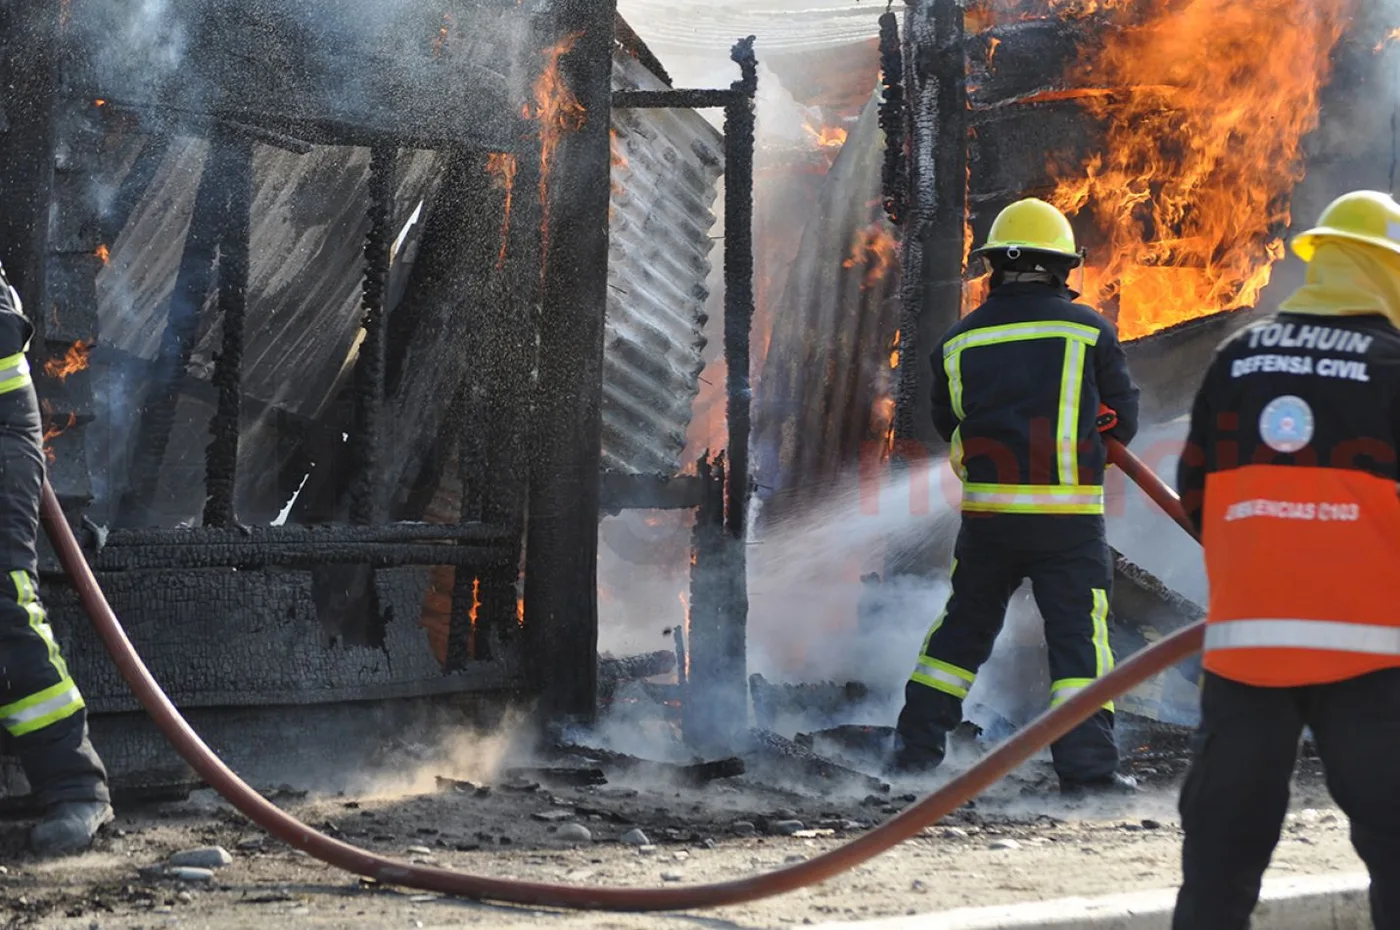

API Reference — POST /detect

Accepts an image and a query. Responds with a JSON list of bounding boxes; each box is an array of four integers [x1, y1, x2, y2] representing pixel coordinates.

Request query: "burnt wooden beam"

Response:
[[85, 542, 514, 572], [598, 471, 706, 514], [521, 0, 617, 721], [612, 89, 742, 109], [202, 136, 254, 528], [683, 453, 748, 754], [102, 522, 514, 546]]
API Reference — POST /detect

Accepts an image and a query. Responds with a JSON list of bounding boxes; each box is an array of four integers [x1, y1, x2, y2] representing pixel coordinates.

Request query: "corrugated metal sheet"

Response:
[[617, 0, 896, 54], [89, 139, 444, 524], [604, 53, 724, 474], [751, 92, 900, 516], [85, 41, 724, 526]]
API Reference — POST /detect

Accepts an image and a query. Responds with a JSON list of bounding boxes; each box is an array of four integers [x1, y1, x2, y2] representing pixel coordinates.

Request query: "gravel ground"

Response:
[[0, 757, 1365, 930]]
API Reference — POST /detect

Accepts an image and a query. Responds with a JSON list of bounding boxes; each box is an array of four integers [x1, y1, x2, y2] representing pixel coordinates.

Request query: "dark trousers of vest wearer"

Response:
[[0, 328, 107, 806], [1174, 669, 1400, 930], [893, 516, 1119, 784]]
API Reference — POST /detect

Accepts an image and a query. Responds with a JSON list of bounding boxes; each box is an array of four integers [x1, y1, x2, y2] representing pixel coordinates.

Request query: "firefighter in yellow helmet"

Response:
[[1172, 190, 1400, 927], [891, 198, 1142, 796]]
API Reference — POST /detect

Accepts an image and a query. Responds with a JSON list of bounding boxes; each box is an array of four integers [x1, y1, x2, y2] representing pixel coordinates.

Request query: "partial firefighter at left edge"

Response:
[[0, 258, 113, 855]]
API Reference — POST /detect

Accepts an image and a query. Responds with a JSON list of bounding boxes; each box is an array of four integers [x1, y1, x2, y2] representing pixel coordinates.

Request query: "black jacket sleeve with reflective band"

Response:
[[928, 282, 1141, 493], [0, 259, 31, 358], [1176, 312, 1400, 537]]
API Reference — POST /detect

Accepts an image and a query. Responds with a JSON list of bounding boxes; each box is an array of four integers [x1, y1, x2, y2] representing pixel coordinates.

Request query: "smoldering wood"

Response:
[[682, 454, 747, 755], [612, 89, 742, 110], [744, 728, 890, 795], [962, 18, 1095, 110], [749, 673, 881, 732], [553, 742, 746, 786], [42, 566, 518, 714], [521, 0, 617, 721], [64, 0, 522, 152], [504, 766, 608, 788], [795, 725, 896, 765], [599, 650, 677, 684], [202, 136, 254, 528], [102, 523, 516, 546], [83, 542, 516, 572]]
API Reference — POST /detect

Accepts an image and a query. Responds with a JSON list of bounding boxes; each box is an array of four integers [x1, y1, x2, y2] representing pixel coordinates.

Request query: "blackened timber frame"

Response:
[[609, 37, 759, 753], [521, 0, 618, 721]]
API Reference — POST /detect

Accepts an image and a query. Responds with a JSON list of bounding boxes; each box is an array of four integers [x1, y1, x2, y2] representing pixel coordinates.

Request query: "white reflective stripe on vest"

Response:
[[961, 486, 1104, 508], [1205, 619, 1400, 656]]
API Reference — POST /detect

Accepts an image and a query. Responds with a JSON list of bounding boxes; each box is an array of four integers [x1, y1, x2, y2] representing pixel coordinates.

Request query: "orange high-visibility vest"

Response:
[[1202, 463, 1400, 687]]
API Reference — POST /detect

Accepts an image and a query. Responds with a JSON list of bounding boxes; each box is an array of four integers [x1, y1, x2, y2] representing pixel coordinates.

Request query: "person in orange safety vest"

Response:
[[1172, 190, 1400, 929]]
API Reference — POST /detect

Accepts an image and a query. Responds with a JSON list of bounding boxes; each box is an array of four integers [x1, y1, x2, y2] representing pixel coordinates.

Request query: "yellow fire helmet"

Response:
[[972, 197, 1083, 267], [1291, 190, 1400, 263]]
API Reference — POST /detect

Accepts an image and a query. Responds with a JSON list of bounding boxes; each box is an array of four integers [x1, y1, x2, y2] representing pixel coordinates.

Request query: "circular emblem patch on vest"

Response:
[[1259, 395, 1314, 453]]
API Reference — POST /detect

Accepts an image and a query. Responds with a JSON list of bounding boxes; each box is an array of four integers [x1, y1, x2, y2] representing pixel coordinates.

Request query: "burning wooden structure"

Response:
[[0, 0, 761, 792], [732, 0, 1398, 728]]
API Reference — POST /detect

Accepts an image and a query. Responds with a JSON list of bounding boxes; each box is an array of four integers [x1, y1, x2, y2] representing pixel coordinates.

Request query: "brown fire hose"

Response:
[[38, 439, 1203, 911]]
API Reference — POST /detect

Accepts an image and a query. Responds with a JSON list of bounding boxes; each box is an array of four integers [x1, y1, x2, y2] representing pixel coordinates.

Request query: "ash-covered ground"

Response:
[[0, 706, 1363, 930]]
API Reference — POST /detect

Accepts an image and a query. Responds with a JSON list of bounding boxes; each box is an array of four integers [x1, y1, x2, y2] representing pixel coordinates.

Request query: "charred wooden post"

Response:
[[474, 138, 543, 665], [201, 137, 254, 528], [118, 130, 244, 528], [723, 36, 758, 541], [684, 452, 747, 754], [521, 0, 617, 720], [348, 145, 396, 526], [880, 11, 908, 228], [886, 0, 966, 579], [894, 0, 965, 449]]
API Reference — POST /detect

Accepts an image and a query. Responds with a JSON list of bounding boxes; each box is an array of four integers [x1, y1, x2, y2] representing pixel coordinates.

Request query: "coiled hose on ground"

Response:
[[39, 439, 1203, 912]]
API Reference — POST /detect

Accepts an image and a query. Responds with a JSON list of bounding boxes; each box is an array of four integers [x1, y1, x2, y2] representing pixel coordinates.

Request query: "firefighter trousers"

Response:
[[0, 308, 107, 806], [1173, 669, 1400, 930], [894, 519, 1118, 784]]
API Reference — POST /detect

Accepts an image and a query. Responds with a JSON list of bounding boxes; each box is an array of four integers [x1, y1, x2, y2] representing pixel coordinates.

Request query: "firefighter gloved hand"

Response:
[[1096, 404, 1118, 433]]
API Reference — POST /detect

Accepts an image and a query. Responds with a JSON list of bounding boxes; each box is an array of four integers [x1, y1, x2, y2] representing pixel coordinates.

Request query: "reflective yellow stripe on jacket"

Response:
[[944, 321, 1102, 514], [0, 351, 32, 396]]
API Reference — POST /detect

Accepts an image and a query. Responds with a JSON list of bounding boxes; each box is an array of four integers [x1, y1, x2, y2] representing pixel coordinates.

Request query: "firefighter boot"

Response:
[[1060, 771, 1139, 800], [29, 800, 114, 856], [890, 689, 957, 778]]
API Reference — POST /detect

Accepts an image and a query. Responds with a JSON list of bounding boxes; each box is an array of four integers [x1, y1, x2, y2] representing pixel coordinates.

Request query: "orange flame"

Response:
[[889, 328, 901, 370], [94, 244, 109, 264], [610, 128, 628, 199], [843, 223, 899, 291], [516, 596, 525, 627], [431, 12, 453, 57], [803, 122, 848, 150], [678, 590, 691, 679], [44, 341, 92, 383], [1046, 0, 1351, 339], [485, 153, 517, 271], [42, 412, 76, 464], [987, 36, 1002, 67], [530, 32, 586, 273], [1376, 27, 1400, 53]]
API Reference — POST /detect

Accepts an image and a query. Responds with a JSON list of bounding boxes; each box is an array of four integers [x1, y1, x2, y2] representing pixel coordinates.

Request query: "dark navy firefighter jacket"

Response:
[[930, 281, 1141, 528]]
